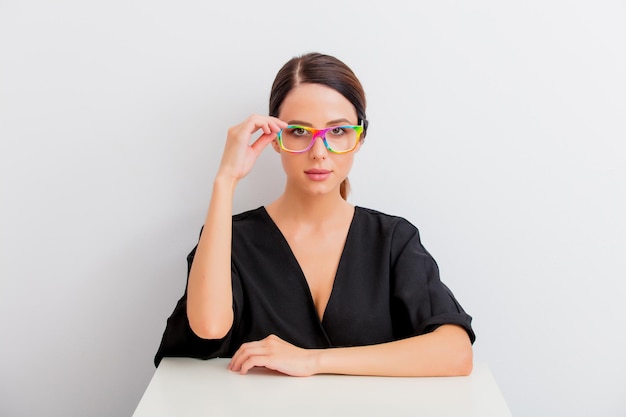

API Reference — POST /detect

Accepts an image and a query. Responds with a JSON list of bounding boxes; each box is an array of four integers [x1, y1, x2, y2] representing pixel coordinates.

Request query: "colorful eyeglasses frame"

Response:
[[276, 122, 364, 154]]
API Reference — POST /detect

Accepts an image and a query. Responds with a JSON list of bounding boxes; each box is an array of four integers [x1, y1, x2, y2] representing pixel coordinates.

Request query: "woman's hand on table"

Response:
[[228, 334, 320, 377]]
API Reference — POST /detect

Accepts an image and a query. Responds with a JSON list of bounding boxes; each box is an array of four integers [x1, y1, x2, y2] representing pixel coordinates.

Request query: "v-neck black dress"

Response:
[[154, 207, 475, 366]]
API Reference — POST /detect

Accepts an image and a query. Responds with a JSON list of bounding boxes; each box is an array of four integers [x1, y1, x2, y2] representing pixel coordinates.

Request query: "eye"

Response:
[[329, 127, 346, 136], [288, 127, 309, 137], [294, 128, 307, 136]]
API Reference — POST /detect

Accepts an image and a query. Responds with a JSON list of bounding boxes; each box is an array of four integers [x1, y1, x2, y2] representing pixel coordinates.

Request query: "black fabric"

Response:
[[154, 206, 475, 366]]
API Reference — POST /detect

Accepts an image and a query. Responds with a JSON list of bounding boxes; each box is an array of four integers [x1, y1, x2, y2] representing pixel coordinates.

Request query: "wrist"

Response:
[[313, 348, 331, 375], [213, 174, 239, 191]]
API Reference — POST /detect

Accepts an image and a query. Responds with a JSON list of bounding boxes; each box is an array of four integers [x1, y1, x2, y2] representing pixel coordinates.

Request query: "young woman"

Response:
[[155, 53, 475, 377]]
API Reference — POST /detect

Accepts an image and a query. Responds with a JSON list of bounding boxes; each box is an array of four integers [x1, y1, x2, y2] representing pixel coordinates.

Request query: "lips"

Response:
[[304, 168, 332, 181], [304, 169, 331, 175]]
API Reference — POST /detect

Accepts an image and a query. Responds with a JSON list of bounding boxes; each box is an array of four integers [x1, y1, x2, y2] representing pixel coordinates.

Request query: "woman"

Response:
[[155, 53, 475, 376]]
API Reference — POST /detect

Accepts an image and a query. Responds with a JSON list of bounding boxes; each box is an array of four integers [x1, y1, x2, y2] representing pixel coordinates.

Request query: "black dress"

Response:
[[154, 206, 475, 366]]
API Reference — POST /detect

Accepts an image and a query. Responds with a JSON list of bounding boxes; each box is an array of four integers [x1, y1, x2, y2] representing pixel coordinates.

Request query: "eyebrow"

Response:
[[287, 118, 355, 127]]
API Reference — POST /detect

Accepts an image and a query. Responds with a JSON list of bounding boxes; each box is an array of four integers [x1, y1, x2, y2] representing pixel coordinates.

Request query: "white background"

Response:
[[1, 1, 625, 416]]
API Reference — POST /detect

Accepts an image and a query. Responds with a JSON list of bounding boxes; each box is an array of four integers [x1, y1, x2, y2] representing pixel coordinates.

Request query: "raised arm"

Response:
[[186, 115, 286, 339]]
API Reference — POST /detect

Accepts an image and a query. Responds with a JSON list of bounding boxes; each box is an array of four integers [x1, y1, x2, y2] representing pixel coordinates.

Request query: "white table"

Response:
[[133, 358, 512, 417]]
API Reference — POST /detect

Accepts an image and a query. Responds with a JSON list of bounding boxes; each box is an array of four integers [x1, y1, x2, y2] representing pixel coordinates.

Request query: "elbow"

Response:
[[453, 345, 474, 376], [434, 325, 474, 376], [448, 333, 474, 376], [187, 310, 233, 340], [190, 322, 232, 340]]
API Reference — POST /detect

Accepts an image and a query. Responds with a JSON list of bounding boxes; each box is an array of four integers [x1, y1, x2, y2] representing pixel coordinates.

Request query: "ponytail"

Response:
[[340, 178, 350, 200]]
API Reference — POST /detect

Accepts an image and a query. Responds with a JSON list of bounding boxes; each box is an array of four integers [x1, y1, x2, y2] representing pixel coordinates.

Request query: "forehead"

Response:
[[278, 83, 358, 124]]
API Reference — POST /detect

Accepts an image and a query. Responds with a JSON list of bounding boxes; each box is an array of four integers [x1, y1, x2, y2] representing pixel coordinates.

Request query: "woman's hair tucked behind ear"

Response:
[[269, 52, 368, 200]]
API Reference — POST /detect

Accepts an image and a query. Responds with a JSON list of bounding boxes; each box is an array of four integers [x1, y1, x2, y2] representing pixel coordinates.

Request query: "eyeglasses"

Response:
[[276, 123, 364, 154]]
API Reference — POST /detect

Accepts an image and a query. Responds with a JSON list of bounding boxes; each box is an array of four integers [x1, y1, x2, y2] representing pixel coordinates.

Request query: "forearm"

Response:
[[187, 176, 238, 339], [316, 325, 473, 377]]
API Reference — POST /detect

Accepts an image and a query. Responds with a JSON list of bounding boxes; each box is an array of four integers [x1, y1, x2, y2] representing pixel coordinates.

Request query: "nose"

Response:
[[309, 134, 328, 159]]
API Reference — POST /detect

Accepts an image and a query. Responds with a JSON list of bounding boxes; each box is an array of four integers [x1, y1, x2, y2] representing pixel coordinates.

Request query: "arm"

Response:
[[228, 324, 473, 377], [186, 176, 237, 339], [186, 115, 286, 339], [317, 324, 472, 376]]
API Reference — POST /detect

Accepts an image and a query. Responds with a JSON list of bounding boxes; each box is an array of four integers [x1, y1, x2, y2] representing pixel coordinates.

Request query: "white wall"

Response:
[[1, 1, 625, 416]]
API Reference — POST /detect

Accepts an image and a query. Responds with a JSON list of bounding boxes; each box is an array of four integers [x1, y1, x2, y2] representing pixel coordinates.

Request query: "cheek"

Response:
[[336, 154, 355, 174], [279, 153, 300, 174]]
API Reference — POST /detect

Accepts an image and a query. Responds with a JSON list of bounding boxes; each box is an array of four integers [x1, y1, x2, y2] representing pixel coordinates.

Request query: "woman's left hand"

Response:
[[228, 334, 320, 376]]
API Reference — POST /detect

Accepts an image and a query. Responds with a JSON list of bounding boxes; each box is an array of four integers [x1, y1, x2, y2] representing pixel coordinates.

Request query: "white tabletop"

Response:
[[133, 358, 512, 417]]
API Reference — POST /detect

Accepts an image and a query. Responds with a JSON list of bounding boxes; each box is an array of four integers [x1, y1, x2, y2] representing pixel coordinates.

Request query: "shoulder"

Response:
[[197, 207, 268, 237], [231, 207, 274, 239], [355, 206, 419, 236], [232, 206, 266, 223], [353, 207, 425, 252]]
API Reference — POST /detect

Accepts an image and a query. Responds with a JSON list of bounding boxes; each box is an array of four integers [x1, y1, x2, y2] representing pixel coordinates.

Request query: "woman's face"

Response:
[[274, 83, 361, 198]]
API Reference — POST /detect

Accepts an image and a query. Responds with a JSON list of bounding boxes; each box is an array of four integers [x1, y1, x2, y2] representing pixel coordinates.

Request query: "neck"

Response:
[[268, 187, 352, 225]]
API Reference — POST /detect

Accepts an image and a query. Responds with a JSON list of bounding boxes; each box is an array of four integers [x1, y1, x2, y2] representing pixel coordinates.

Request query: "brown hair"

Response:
[[269, 53, 368, 200]]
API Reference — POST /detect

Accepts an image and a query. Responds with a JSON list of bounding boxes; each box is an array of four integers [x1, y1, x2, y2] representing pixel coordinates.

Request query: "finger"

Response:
[[249, 132, 277, 156], [270, 116, 288, 128], [247, 115, 278, 135], [269, 118, 288, 132], [239, 353, 285, 375], [239, 356, 270, 375], [229, 344, 269, 371], [267, 121, 281, 134], [229, 334, 282, 370], [229, 343, 250, 368], [238, 116, 285, 147]]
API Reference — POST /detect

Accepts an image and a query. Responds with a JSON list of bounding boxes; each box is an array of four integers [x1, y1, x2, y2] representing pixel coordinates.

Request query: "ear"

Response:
[[353, 139, 364, 154], [271, 139, 281, 153]]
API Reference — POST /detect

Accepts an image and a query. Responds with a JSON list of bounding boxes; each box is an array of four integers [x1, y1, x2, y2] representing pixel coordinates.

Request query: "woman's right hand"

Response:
[[216, 115, 287, 183]]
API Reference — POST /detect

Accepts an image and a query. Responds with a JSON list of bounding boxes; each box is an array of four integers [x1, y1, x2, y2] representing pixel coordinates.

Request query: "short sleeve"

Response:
[[390, 221, 476, 344], [153, 241, 244, 367]]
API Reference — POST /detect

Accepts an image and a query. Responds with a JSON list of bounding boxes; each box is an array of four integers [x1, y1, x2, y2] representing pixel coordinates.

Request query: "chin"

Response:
[[297, 182, 339, 197], [311, 185, 344, 197]]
